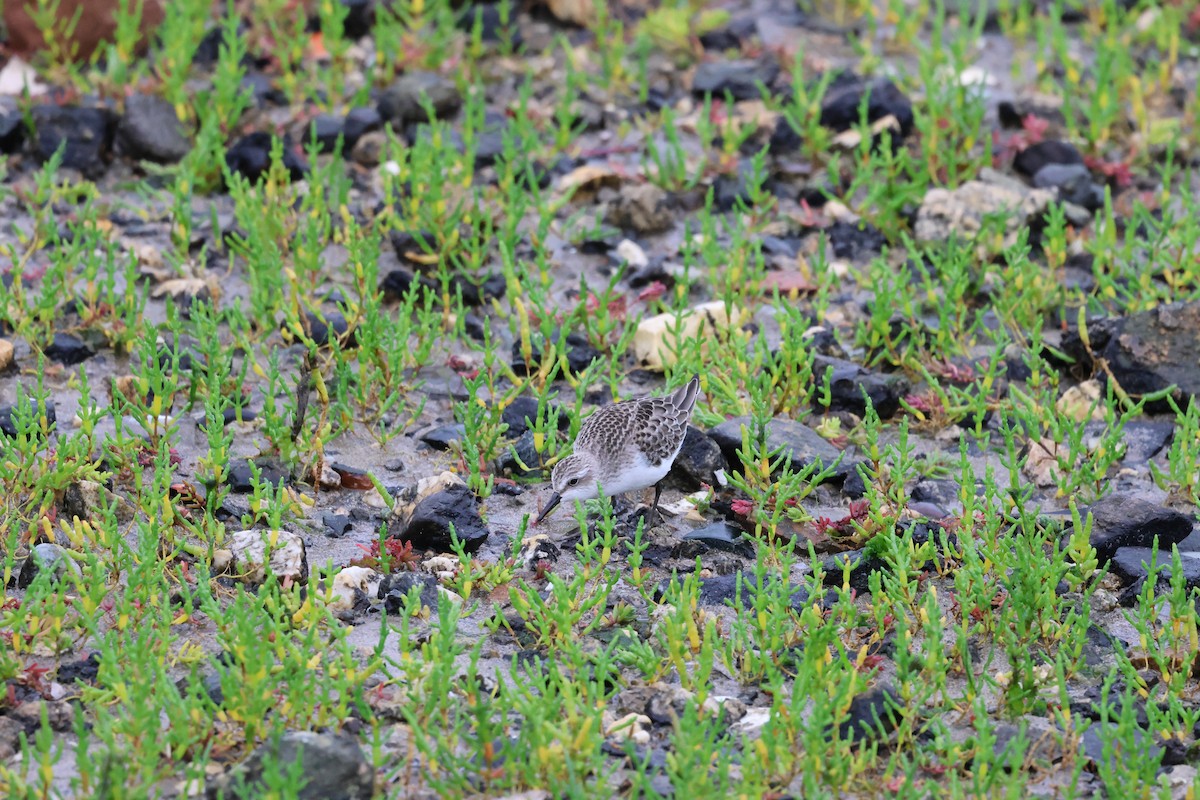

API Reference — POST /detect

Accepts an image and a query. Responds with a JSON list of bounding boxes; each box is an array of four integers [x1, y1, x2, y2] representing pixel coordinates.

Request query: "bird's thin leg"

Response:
[[648, 482, 664, 527]]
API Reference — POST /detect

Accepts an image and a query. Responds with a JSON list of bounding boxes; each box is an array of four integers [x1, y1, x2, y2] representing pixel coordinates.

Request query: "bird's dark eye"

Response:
[[568, 478, 579, 486]]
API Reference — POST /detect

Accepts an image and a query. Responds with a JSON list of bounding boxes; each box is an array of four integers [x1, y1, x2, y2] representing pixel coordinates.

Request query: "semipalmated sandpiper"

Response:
[[534, 375, 701, 526]]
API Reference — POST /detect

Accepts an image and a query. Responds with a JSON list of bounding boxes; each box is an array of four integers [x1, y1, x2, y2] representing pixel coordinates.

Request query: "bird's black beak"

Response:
[[534, 492, 562, 526]]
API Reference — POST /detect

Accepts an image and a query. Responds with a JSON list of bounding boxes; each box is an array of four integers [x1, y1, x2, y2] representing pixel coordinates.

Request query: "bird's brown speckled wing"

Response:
[[575, 376, 701, 465]]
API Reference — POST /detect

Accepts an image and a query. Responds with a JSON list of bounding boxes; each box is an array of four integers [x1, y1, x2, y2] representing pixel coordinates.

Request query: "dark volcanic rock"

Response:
[[381, 572, 441, 612], [31, 105, 115, 176], [691, 59, 779, 101], [821, 548, 887, 592], [1012, 140, 1084, 179], [820, 78, 914, 142], [1062, 301, 1200, 410], [342, 107, 382, 150], [511, 332, 602, 376], [418, 423, 465, 451], [690, 571, 818, 612], [298, 310, 353, 347], [1032, 163, 1104, 210], [1111, 546, 1200, 595], [821, 220, 889, 261], [225, 132, 308, 182], [457, 3, 522, 45], [378, 71, 462, 126], [836, 685, 902, 743], [340, 0, 375, 38], [399, 483, 489, 552], [17, 543, 80, 589], [44, 332, 94, 365], [1083, 419, 1174, 463], [0, 112, 26, 153], [227, 461, 290, 493], [205, 730, 373, 800], [117, 94, 191, 163], [309, 114, 345, 153], [813, 356, 907, 419], [768, 117, 803, 154], [707, 416, 846, 480], [667, 426, 729, 490], [0, 400, 56, 437], [680, 522, 755, 559], [1085, 494, 1192, 563]]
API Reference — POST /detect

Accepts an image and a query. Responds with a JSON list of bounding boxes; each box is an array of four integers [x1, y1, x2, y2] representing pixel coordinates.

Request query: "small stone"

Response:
[[821, 548, 887, 592], [4, 0, 164, 62], [31, 105, 115, 176], [44, 332, 94, 365], [1085, 495, 1193, 564], [707, 416, 845, 480], [225, 132, 308, 183], [813, 356, 907, 419], [205, 730, 373, 800], [634, 302, 748, 371], [667, 426, 729, 490], [914, 168, 1054, 253], [340, 0, 375, 38], [308, 114, 345, 153], [691, 571, 812, 612], [326, 566, 380, 619], [614, 239, 649, 270], [323, 513, 353, 537], [227, 461, 289, 493], [378, 71, 462, 127], [295, 310, 353, 347], [342, 107, 382, 150], [227, 529, 308, 586], [350, 130, 386, 166], [396, 484, 489, 552], [1012, 140, 1084, 179], [457, 3, 523, 45], [418, 423, 465, 451], [820, 77, 914, 143], [381, 572, 441, 612], [1110, 547, 1200, 593], [1056, 380, 1104, 422], [1032, 163, 1104, 210], [17, 543, 81, 589], [606, 182, 675, 235], [0, 339, 14, 371], [0, 112, 26, 154], [681, 522, 755, 559], [836, 685, 902, 743], [117, 94, 190, 164], [60, 480, 135, 525], [691, 59, 780, 101], [1062, 300, 1200, 410]]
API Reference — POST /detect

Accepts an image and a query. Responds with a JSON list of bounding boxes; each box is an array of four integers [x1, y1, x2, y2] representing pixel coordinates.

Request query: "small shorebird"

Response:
[[534, 375, 701, 527]]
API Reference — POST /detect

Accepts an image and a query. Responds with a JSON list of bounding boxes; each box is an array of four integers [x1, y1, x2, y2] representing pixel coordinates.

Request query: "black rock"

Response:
[[813, 356, 907, 419], [398, 483, 489, 552], [501, 395, 565, 438], [1062, 301, 1200, 411], [296, 310, 354, 347], [30, 105, 115, 177], [17, 543, 80, 589], [820, 548, 887, 592], [819, 78, 914, 142], [713, 162, 756, 212], [1109, 547, 1200, 592], [910, 479, 962, 513], [227, 461, 290, 493], [667, 426, 729, 490], [691, 59, 780, 101], [225, 132, 308, 182], [380, 268, 417, 300], [323, 513, 353, 537], [822, 220, 888, 261], [309, 114, 345, 153], [342, 107, 382, 150], [698, 17, 756, 51], [768, 117, 804, 154], [381, 572, 441, 612], [0, 112, 27, 153], [1032, 163, 1104, 211], [1079, 723, 1163, 775], [707, 416, 846, 480], [1082, 420, 1174, 463], [680, 523, 755, 559], [1085, 494, 1193, 564], [1012, 140, 1084, 180], [457, 3, 522, 45], [340, 0, 375, 38], [452, 272, 506, 306], [242, 73, 287, 107], [117, 94, 191, 164], [378, 72, 462, 127], [44, 332, 95, 365], [418, 423, 465, 451], [57, 653, 101, 684], [836, 685, 902, 743], [690, 571, 816, 612], [511, 332, 602, 377], [205, 730, 373, 800], [495, 429, 546, 477]]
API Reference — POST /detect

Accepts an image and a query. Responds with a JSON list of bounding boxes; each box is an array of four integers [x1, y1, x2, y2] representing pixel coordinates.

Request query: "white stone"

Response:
[[634, 301, 748, 371], [228, 529, 308, 585]]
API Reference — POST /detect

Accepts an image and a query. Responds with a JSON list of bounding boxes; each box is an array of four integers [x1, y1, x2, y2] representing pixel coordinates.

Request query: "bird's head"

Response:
[[533, 453, 599, 524]]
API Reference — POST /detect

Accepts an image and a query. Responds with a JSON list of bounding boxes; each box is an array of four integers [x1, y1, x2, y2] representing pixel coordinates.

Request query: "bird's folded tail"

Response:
[[674, 374, 701, 414]]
